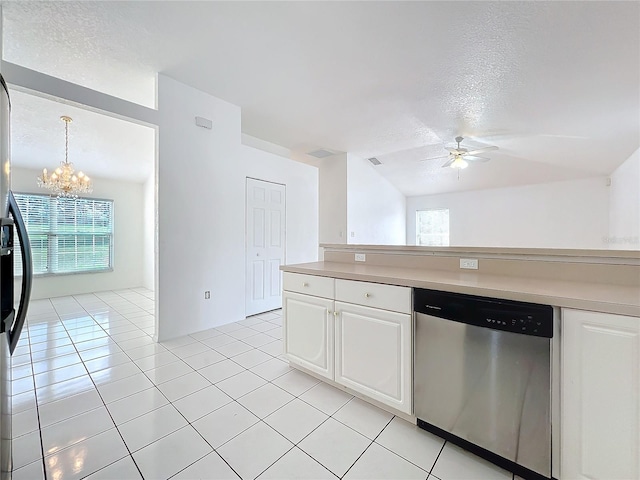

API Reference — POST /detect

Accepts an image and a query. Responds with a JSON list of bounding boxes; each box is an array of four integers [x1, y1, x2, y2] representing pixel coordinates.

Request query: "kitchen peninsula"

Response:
[[281, 244, 640, 480]]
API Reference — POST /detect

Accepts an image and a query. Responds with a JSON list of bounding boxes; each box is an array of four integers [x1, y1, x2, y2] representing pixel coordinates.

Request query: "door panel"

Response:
[[270, 211, 281, 247], [335, 301, 411, 414], [283, 291, 333, 379], [246, 179, 285, 316], [252, 261, 264, 300], [562, 309, 640, 480], [269, 259, 281, 297]]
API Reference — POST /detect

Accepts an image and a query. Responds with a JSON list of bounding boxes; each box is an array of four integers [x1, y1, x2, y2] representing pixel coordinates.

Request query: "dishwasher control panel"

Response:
[[414, 288, 553, 338]]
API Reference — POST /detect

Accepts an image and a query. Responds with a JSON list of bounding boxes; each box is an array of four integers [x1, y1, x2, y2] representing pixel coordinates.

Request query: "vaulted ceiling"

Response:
[[3, 1, 638, 195]]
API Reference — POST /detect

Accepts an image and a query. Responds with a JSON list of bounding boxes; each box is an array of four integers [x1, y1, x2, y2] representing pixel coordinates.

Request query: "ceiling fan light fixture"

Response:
[[450, 156, 468, 169]]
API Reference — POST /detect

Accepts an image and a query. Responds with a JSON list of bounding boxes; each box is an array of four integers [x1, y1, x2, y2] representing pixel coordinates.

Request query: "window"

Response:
[[416, 209, 450, 246], [14, 193, 113, 275]]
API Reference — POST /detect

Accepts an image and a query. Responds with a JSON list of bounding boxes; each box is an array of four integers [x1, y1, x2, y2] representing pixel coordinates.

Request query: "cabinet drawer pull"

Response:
[[334, 311, 339, 317], [364, 293, 371, 298], [302, 282, 309, 287]]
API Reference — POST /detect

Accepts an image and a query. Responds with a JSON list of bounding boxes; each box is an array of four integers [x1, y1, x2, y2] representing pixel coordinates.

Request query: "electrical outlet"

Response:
[[460, 258, 479, 270], [355, 253, 366, 262], [351, 232, 355, 237], [204, 291, 211, 299]]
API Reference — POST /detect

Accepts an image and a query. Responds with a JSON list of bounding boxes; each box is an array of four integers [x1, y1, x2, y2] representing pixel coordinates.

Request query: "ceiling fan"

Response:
[[427, 136, 499, 169]]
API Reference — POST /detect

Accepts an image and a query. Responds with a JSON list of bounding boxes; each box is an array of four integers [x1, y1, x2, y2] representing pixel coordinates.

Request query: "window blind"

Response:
[[13, 193, 114, 275]]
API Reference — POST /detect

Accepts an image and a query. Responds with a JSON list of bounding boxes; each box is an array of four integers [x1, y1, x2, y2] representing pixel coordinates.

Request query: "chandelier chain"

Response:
[[64, 118, 69, 164]]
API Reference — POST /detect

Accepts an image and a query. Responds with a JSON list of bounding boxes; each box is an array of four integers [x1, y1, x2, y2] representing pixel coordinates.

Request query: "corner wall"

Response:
[[12, 167, 144, 299], [609, 148, 640, 249], [406, 177, 610, 248], [319, 153, 347, 244], [346, 154, 406, 245]]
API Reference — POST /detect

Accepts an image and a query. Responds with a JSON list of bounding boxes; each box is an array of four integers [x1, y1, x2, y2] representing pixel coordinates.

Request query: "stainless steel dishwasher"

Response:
[[414, 288, 558, 480]]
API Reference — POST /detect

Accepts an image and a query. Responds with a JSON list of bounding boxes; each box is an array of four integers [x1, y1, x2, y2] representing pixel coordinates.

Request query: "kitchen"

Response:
[[0, 2, 639, 480]]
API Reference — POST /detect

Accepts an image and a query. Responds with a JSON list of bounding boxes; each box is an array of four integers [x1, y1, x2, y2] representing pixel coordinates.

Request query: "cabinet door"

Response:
[[562, 309, 640, 480], [283, 291, 334, 380], [334, 302, 411, 414]]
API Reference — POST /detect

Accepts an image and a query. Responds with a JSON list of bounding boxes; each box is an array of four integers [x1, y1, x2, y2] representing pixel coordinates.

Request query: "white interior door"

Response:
[[246, 178, 286, 316]]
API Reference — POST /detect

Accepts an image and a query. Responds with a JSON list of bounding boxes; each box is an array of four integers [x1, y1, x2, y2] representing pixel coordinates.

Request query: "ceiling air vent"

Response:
[[368, 157, 382, 166], [307, 149, 334, 159]]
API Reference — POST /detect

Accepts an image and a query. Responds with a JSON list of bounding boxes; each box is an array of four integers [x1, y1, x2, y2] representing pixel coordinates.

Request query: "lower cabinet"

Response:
[[561, 308, 640, 480], [283, 291, 334, 380], [283, 274, 412, 415], [335, 302, 412, 414]]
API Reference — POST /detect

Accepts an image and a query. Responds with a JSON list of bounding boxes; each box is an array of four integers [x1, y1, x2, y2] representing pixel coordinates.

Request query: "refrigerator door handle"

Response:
[[8, 191, 32, 354]]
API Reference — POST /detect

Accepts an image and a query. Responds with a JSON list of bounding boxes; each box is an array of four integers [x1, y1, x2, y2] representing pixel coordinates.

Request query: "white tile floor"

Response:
[[10, 288, 517, 480]]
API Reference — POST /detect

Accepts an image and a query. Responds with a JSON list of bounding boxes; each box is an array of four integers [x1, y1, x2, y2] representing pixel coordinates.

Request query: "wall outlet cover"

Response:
[[460, 258, 479, 270], [204, 291, 211, 299], [355, 253, 366, 262]]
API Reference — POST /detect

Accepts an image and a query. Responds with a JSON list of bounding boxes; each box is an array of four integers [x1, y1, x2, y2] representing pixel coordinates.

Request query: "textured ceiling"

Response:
[[9, 90, 155, 183], [2, 1, 638, 195]]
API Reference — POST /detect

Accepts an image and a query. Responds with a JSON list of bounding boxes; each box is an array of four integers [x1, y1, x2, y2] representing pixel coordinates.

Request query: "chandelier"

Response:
[[37, 115, 92, 198]]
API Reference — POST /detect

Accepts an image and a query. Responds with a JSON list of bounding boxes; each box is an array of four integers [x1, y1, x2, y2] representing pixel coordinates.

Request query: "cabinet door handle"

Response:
[[334, 311, 338, 317], [302, 282, 309, 287], [364, 293, 371, 298]]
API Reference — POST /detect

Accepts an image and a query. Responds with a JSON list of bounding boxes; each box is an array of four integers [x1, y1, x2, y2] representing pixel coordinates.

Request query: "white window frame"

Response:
[[416, 208, 450, 246], [14, 193, 114, 276]]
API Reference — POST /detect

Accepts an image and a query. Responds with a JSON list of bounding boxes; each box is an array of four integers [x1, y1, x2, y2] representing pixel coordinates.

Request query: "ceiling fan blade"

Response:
[[421, 154, 449, 162], [441, 158, 455, 168], [464, 156, 490, 162], [465, 145, 498, 156]]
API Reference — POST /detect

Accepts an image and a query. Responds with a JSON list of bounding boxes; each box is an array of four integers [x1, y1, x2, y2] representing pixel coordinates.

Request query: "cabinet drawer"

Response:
[[283, 272, 334, 298], [335, 279, 411, 314]]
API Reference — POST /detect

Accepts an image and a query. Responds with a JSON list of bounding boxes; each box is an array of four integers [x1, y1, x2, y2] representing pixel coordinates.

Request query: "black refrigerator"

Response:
[[0, 73, 33, 479]]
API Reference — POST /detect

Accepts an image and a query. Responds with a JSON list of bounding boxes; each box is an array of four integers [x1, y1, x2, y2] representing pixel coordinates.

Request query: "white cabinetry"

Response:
[[561, 308, 640, 480], [335, 302, 411, 414], [283, 273, 412, 414], [283, 273, 335, 379]]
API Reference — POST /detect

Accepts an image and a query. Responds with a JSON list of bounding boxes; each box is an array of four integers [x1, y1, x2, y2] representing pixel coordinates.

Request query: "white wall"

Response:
[[319, 153, 347, 244], [346, 154, 406, 245], [609, 148, 640, 249], [406, 177, 610, 249], [156, 75, 318, 341], [142, 173, 155, 289], [11, 167, 144, 299]]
